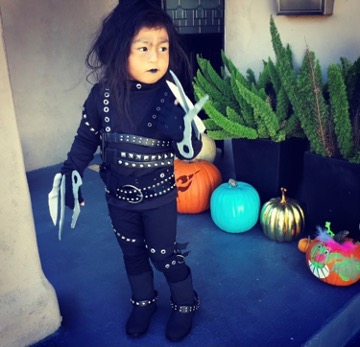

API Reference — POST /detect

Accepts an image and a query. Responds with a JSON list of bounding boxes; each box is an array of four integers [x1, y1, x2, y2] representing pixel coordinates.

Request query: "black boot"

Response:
[[166, 270, 200, 341], [126, 272, 158, 337]]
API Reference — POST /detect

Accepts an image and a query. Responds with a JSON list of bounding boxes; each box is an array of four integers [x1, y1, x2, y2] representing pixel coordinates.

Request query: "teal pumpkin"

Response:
[[210, 179, 260, 233]]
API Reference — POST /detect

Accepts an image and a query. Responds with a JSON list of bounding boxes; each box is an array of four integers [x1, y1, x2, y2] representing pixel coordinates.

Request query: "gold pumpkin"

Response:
[[260, 188, 305, 242]]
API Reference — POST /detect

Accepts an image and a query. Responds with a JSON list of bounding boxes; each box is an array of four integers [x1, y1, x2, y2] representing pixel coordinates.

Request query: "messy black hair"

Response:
[[85, 0, 191, 124]]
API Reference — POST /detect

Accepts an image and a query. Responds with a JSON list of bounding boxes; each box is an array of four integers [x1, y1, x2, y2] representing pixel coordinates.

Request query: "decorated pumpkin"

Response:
[[174, 159, 222, 214], [260, 188, 305, 242], [210, 179, 260, 233], [194, 133, 217, 163], [298, 221, 333, 253], [305, 228, 360, 286]]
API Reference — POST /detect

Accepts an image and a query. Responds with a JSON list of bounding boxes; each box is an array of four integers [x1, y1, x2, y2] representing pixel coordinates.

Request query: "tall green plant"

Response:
[[193, 49, 302, 141], [343, 56, 360, 161], [193, 54, 255, 140], [270, 15, 360, 163]]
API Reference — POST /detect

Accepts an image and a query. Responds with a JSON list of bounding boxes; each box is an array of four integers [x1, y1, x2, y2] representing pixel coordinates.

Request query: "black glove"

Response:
[[64, 172, 84, 209], [157, 101, 185, 142]]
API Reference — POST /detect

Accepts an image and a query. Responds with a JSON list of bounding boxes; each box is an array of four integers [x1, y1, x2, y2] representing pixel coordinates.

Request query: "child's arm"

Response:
[[49, 85, 102, 237], [61, 85, 102, 177]]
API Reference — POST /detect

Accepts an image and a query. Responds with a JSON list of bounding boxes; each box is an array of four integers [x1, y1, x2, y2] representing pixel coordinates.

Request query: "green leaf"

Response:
[[328, 64, 352, 160], [235, 79, 280, 140]]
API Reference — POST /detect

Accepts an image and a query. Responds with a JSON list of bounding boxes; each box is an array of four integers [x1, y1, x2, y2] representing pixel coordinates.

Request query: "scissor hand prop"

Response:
[[169, 70, 208, 159], [48, 170, 83, 240]]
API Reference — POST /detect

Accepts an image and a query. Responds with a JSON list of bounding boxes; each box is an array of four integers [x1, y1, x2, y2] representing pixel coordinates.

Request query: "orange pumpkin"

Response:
[[174, 159, 222, 214], [298, 236, 313, 253]]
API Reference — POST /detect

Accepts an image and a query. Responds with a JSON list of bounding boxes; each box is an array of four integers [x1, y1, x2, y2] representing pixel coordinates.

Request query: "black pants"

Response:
[[108, 200, 189, 283]]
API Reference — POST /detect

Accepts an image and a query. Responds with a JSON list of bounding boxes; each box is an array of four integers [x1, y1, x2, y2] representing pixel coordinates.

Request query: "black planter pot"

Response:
[[298, 151, 360, 241], [231, 138, 308, 204]]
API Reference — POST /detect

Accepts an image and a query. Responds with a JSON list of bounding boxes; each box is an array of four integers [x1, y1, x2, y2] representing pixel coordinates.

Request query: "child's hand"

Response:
[[65, 172, 85, 209], [157, 99, 185, 142]]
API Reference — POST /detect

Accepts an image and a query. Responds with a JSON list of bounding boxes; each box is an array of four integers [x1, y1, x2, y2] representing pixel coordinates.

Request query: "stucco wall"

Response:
[[225, 0, 360, 76], [1, 0, 360, 172], [0, 12, 61, 347], [1, 0, 117, 172]]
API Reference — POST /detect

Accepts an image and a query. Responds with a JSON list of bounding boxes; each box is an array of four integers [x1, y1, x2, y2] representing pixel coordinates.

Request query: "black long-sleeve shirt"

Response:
[[62, 77, 202, 210]]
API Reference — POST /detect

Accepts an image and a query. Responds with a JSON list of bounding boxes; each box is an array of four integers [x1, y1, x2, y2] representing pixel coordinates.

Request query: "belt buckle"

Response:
[[122, 184, 143, 204]]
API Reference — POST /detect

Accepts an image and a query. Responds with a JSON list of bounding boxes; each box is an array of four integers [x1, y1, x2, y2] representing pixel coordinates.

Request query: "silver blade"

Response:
[[71, 171, 82, 229], [169, 70, 209, 158], [58, 175, 66, 240], [48, 173, 62, 225], [169, 70, 190, 112], [176, 95, 209, 159]]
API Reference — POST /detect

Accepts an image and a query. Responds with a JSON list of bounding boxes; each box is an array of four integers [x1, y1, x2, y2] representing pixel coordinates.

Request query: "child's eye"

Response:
[[160, 47, 168, 52], [138, 47, 148, 52]]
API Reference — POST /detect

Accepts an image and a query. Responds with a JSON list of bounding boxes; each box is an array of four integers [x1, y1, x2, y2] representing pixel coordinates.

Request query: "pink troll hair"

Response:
[[315, 227, 357, 254]]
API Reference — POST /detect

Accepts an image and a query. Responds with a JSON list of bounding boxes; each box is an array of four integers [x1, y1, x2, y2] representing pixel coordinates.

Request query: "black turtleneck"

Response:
[[62, 77, 202, 210]]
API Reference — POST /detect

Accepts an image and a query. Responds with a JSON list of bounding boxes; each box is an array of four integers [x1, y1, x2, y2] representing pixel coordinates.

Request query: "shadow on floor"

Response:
[[28, 141, 360, 347]]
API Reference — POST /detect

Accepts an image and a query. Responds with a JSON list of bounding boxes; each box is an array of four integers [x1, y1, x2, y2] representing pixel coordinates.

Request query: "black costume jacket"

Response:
[[62, 77, 202, 210]]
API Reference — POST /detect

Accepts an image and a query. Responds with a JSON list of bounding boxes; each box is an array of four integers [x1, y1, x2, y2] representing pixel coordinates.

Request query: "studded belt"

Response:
[[100, 166, 176, 204], [101, 132, 172, 148], [115, 175, 176, 203], [103, 148, 174, 169]]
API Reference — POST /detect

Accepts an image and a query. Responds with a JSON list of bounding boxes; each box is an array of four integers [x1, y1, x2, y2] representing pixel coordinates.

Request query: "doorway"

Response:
[[163, 0, 225, 151], [163, 0, 224, 75]]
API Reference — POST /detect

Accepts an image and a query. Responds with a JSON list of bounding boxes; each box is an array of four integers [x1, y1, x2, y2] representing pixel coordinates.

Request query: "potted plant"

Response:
[[270, 15, 360, 239], [192, 25, 307, 204]]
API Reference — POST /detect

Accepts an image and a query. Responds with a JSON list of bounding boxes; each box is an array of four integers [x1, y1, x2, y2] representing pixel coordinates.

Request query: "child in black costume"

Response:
[[59, 0, 203, 342]]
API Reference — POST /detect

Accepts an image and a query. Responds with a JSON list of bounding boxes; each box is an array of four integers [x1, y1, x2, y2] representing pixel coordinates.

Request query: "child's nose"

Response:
[[149, 48, 158, 63]]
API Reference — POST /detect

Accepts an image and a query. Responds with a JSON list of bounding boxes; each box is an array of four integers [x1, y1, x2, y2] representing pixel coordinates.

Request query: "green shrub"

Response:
[[193, 50, 302, 141], [270, 15, 360, 163]]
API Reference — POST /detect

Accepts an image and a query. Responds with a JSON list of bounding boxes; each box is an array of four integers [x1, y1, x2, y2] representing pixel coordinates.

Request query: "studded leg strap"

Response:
[[130, 291, 158, 307], [170, 292, 200, 313]]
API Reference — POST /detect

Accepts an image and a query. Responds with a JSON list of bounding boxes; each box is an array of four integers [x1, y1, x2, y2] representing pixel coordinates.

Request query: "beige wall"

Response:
[[0, 1, 116, 345], [0, 12, 61, 347], [1, 0, 117, 172], [225, 0, 360, 77], [1, 0, 360, 172]]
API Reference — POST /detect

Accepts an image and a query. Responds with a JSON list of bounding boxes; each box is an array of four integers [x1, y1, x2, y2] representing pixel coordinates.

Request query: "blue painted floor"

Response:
[[28, 142, 360, 347]]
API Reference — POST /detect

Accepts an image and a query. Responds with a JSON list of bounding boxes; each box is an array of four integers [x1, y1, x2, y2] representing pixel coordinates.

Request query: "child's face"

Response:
[[128, 26, 169, 84]]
